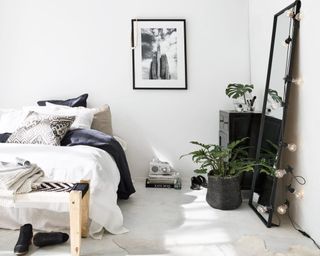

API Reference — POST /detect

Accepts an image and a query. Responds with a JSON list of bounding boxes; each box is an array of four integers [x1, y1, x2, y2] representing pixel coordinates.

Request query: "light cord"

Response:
[[288, 210, 320, 250]]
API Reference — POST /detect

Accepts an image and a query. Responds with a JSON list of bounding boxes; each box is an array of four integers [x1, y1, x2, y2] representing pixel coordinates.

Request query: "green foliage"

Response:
[[226, 84, 254, 99], [258, 140, 279, 176], [268, 89, 283, 103], [181, 138, 256, 177]]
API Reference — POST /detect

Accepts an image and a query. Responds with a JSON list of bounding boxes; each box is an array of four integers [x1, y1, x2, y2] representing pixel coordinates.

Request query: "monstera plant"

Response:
[[226, 83, 254, 102], [268, 89, 283, 104], [226, 83, 255, 112]]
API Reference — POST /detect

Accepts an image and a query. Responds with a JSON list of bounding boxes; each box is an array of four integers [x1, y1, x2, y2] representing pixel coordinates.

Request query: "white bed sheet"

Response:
[[0, 144, 128, 237]]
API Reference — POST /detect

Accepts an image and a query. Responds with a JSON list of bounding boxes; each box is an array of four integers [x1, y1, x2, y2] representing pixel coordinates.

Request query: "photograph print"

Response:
[[132, 19, 187, 89]]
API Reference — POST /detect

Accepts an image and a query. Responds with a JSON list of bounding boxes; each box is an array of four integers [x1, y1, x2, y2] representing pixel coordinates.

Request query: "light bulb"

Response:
[[257, 205, 269, 214], [286, 10, 295, 18], [292, 78, 303, 86], [295, 13, 303, 21], [277, 203, 288, 215], [275, 169, 287, 178], [294, 190, 304, 199], [287, 143, 297, 152]]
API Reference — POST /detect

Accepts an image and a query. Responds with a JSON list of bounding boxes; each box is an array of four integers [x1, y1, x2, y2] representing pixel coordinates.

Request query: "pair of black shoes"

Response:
[[14, 224, 69, 255], [190, 175, 207, 190]]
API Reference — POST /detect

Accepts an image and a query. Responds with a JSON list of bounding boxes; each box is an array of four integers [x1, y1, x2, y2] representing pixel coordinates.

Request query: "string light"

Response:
[[292, 78, 303, 86], [286, 10, 295, 18], [257, 205, 271, 214], [277, 201, 289, 215], [275, 169, 287, 178], [283, 142, 297, 152], [294, 190, 304, 199], [295, 12, 303, 21], [275, 165, 293, 178], [288, 184, 304, 199], [285, 9, 302, 20]]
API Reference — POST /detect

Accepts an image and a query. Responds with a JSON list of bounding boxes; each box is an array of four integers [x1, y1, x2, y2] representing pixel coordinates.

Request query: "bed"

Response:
[[0, 95, 135, 238]]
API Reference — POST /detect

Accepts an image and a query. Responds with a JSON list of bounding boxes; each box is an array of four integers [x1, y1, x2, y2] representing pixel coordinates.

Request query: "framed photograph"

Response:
[[131, 19, 187, 90]]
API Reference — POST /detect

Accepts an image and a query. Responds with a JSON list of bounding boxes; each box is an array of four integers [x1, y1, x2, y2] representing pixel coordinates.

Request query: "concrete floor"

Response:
[[0, 180, 316, 256]]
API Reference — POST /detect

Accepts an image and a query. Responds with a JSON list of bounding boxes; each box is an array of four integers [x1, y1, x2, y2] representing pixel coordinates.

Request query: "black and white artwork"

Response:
[[132, 19, 187, 89], [141, 28, 177, 80]]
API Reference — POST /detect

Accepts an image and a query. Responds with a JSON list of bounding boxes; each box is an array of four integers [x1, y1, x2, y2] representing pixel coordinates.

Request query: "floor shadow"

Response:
[[116, 183, 197, 255]]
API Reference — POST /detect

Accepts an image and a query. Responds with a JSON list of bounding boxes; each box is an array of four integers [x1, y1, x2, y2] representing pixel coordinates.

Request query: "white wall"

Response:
[[249, 0, 320, 243], [0, 0, 250, 178]]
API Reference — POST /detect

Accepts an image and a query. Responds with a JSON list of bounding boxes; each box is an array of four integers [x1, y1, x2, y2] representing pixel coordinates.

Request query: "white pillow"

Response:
[[23, 104, 95, 130], [0, 109, 28, 133]]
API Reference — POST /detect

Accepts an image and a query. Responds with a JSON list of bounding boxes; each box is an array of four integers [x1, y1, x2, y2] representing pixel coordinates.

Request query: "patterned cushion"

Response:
[[6, 112, 75, 146]]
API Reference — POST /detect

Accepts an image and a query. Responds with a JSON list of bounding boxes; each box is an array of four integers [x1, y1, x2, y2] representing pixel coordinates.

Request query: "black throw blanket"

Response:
[[0, 130, 135, 199], [0, 133, 10, 142]]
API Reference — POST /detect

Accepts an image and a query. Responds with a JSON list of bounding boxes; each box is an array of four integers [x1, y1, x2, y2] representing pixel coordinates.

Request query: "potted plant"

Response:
[[181, 138, 255, 210], [254, 140, 279, 206], [226, 83, 255, 112]]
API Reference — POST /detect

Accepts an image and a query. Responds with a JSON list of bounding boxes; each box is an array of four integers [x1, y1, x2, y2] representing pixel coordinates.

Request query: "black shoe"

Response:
[[197, 175, 208, 188], [33, 232, 69, 247], [14, 224, 33, 255], [190, 176, 201, 190]]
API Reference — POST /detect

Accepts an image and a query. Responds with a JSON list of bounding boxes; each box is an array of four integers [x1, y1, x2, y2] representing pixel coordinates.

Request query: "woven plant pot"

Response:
[[206, 174, 242, 210]]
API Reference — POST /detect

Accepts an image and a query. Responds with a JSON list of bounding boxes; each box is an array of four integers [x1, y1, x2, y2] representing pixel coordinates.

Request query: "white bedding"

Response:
[[0, 144, 128, 237]]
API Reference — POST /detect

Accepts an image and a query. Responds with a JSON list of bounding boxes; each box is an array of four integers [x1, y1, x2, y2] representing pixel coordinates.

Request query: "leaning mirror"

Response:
[[249, 0, 301, 227]]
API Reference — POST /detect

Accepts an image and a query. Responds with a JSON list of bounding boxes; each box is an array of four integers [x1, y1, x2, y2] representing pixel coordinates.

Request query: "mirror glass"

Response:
[[250, 1, 300, 227], [266, 12, 294, 120]]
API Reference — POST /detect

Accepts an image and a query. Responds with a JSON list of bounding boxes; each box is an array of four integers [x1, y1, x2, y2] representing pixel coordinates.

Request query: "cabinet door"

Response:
[[219, 131, 229, 149], [229, 115, 253, 141]]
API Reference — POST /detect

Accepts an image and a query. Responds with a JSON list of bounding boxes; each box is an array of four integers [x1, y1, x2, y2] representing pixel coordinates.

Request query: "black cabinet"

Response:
[[219, 110, 261, 190]]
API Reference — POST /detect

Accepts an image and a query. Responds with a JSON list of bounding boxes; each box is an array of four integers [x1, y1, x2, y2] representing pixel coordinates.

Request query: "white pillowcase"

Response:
[[23, 104, 95, 130], [0, 109, 28, 133]]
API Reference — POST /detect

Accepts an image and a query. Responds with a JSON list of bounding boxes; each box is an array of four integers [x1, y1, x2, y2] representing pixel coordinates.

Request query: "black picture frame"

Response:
[[131, 19, 187, 90]]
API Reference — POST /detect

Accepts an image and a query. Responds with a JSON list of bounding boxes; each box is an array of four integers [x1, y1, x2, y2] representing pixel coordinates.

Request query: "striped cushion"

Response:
[[34, 182, 75, 192]]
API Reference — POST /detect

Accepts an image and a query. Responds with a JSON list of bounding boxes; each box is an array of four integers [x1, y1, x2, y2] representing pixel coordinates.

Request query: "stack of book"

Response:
[[145, 172, 181, 189]]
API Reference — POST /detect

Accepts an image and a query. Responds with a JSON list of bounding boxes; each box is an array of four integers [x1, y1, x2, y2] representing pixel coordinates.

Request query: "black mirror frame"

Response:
[[249, 0, 301, 228]]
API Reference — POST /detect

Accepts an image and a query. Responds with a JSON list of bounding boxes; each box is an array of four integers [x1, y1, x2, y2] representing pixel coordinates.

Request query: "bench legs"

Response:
[[69, 190, 82, 256], [80, 180, 90, 238], [69, 180, 90, 256]]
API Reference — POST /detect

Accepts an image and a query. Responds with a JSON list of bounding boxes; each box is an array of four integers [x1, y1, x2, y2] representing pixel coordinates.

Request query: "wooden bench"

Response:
[[7, 180, 90, 256]]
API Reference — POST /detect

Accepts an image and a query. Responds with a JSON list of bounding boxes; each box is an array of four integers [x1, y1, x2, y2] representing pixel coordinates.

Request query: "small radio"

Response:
[[149, 159, 172, 175]]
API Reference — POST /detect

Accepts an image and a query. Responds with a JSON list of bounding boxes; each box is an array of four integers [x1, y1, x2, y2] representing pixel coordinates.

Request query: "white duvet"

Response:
[[0, 144, 128, 237]]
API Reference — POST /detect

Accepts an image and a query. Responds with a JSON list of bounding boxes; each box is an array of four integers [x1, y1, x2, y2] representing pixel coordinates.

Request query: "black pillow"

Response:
[[0, 133, 11, 143], [37, 93, 88, 107]]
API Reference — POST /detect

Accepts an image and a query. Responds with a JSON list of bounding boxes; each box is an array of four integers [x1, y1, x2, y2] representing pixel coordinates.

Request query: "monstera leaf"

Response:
[[226, 84, 254, 99], [268, 89, 283, 103]]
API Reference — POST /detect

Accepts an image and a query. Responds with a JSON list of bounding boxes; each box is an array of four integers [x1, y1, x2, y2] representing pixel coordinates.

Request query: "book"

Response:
[[146, 177, 178, 185], [148, 171, 180, 179], [145, 183, 175, 188], [145, 178, 182, 189]]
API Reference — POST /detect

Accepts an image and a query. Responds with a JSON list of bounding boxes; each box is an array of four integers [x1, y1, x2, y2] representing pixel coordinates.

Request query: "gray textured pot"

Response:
[[206, 175, 242, 210]]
